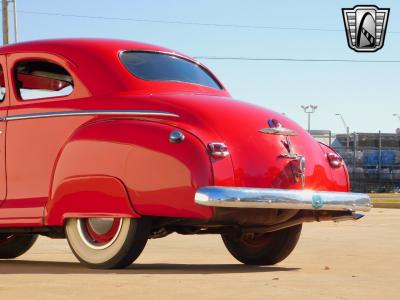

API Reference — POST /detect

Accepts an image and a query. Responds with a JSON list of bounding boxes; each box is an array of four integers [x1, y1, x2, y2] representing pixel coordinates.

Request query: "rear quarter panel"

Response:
[[47, 119, 214, 225]]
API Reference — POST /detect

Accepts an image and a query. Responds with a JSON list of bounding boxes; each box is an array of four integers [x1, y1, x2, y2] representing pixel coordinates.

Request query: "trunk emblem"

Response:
[[259, 119, 298, 136], [268, 119, 283, 129], [265, 119, 306, 189], [291, 154, 306, 189], [280, 137, 306, 189]]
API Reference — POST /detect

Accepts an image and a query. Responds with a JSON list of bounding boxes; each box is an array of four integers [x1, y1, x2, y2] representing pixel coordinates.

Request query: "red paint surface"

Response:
[[0, 39, 349, 227], [46, 176, 140, 225], [0, 55, 8, 205]]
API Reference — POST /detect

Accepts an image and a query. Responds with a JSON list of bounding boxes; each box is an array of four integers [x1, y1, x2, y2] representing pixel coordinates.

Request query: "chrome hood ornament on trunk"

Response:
[[261, 119, 306, 189], [259, 119, 298, 136]]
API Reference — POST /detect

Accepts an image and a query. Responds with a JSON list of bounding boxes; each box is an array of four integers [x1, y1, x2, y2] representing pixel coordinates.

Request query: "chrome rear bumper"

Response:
[[195, 187, 371, 212]]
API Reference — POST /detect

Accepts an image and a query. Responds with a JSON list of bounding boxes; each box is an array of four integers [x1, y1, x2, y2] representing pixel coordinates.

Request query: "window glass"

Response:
[[16, 60, 73, 100], [0, 66, 5, 101], [120, 51, 222, 90]]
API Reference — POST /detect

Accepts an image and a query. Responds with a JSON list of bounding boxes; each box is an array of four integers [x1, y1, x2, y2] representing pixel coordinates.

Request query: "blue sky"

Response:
[[3, 0, 400, 133]]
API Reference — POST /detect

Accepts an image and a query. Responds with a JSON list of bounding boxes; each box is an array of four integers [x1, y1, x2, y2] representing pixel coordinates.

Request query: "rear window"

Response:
[[120, 51, 222, 90]]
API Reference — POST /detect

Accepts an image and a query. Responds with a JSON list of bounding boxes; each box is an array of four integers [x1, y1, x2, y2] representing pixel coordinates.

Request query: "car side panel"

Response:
[[0, 52, 92, 226], [122, 122, 213, 218], [47, 120, 213, 225], [0, 55, 9, 206], [1, 113, 92, 226]]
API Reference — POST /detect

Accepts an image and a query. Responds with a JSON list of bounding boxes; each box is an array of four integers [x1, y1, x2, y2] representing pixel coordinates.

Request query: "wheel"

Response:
[[0, 234, 38, 259], [66, 217, 151, 269], [222, 224, 302, 265]]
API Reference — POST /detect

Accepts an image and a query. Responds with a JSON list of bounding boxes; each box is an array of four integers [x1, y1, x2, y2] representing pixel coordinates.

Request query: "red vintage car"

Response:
[[0, 38, 370, 269]]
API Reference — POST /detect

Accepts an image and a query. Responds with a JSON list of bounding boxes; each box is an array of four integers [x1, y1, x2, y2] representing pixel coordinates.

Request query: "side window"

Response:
[[15, 60, 73, 100], [0, 65, 5, 101]]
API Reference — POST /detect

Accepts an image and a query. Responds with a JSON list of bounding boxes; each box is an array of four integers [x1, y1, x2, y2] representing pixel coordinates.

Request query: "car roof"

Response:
[[0, 38, 228, 97]]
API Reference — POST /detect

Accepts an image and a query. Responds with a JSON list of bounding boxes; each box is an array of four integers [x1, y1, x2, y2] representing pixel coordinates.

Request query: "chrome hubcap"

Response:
[[87, 218, 115, 235], [77, 218, 123, 250]]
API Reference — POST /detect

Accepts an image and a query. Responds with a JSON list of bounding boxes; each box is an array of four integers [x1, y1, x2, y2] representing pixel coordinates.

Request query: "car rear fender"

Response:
[[45, 175, 139, 226], [46, 119, 214, 225]]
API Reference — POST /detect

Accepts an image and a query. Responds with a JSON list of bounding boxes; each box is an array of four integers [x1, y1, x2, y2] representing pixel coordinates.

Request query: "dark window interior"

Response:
[[120, 51, 223, 90], [16, 60, 74, 100]]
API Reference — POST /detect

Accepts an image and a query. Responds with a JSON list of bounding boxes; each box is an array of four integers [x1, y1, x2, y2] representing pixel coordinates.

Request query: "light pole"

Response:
[[301, 105, 318, 132], [335, 113, 350, 148]]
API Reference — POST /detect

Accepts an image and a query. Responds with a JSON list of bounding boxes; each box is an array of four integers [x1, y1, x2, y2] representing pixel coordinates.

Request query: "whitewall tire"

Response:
[[66, 217, 151, 269]]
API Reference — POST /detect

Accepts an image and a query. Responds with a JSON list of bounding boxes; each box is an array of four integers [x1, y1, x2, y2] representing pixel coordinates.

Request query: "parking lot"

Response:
[[0, 208, 399, 300]]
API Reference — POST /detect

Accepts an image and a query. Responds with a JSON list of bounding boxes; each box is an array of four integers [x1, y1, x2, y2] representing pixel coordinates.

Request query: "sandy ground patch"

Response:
[[0, 208, 399, 300]]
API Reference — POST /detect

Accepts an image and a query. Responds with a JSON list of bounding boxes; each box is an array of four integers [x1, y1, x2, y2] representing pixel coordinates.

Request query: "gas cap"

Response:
[[169, 130, 185, 143]]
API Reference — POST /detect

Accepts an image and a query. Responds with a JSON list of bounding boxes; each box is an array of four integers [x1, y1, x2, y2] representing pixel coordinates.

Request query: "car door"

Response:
[[0, 55, 8, 206], [1, 52, 90, 226]]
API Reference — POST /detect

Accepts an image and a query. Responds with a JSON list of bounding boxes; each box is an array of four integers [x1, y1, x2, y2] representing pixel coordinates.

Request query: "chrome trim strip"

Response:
[[259, 127, 298, 136], [5, 110, 179, 121], [195, 186, 371, 212]]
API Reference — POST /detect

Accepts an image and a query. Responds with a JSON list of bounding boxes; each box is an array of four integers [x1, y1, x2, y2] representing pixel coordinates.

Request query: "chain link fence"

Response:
[[311, 131, 400, 193]]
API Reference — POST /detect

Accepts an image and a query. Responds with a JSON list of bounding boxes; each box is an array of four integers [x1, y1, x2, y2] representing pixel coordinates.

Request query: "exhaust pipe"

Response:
[[333, 212, 364, 222], [242, 211, 365, 234]]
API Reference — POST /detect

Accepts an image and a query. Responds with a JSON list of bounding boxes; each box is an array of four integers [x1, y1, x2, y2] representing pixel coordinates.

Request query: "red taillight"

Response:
[[327, 152, 343, 168]]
